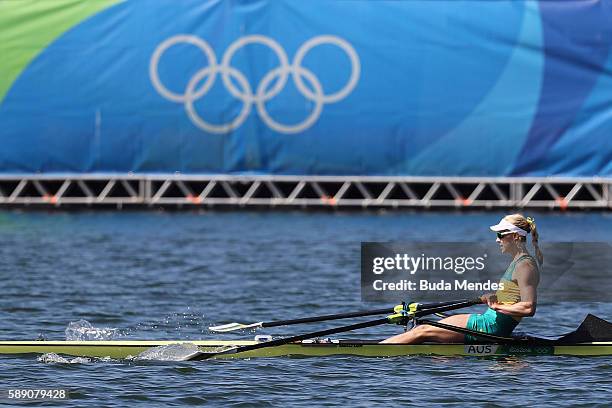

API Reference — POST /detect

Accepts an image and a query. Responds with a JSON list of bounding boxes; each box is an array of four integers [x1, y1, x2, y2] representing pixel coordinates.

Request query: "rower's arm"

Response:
[[489, 262, 539, 317]]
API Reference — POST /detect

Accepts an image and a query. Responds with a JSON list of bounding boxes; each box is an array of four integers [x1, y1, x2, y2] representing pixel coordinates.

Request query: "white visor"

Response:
[[489, 219, 529, 236]]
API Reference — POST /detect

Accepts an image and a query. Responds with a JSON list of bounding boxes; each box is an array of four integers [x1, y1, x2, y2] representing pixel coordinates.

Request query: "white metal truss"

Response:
[[0, 175, 610, 210]]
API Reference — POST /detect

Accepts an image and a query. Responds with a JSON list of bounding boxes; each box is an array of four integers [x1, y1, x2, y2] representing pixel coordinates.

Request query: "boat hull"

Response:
[[0, 340, 611, 359]]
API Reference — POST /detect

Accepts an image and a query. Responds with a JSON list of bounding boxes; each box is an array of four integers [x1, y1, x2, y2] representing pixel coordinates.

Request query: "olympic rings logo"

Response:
[[149, 34, 360, 134]]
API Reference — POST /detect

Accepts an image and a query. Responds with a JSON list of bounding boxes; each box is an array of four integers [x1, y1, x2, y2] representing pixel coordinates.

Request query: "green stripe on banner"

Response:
[[0, 0, 122, 103]]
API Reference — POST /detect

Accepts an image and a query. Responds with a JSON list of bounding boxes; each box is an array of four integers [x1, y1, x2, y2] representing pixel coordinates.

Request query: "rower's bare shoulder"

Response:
[[514, 258, 540, 284]]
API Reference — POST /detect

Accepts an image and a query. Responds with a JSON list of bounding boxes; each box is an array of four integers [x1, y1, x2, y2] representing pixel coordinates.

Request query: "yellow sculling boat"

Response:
[[2, 300, 610, 360]]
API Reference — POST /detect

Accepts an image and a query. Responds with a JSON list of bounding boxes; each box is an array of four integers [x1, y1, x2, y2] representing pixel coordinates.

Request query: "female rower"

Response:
[[381, 214, 543, 344]]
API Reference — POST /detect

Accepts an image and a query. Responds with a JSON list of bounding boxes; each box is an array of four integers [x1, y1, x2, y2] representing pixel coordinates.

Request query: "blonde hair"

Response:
[[503, 214, 543, 266]]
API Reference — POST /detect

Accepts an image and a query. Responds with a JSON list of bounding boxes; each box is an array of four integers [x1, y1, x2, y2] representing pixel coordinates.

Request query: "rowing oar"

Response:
[[208, 298, 482, 333], [187, 297, 481, 361], [208, 307, 391, 333]]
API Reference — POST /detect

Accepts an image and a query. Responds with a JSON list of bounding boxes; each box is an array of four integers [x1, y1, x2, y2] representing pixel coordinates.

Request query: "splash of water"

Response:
[[38, 353, 91, 364], [65, 320, 121, 340]]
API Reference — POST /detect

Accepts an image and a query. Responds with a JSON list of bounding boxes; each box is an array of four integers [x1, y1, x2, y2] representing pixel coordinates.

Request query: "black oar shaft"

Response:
[[418, 319, 521, 343], [192, 298, 483, 361], [242, 318, 391, 352], [415, 298, 482, 317], [190, 317, 391, 361], [261, 308, 391, 328], [416, 298, 482, 311], [261, 298, 482, 328]]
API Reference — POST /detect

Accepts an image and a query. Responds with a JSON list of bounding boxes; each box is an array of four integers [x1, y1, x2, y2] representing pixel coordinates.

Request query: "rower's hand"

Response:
[[480, 293, 498, 306], [482, 294, 501, 310]]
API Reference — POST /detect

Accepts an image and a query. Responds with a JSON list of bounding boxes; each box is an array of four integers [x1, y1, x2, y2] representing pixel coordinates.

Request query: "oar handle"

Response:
[[262, 308, 391, 328]]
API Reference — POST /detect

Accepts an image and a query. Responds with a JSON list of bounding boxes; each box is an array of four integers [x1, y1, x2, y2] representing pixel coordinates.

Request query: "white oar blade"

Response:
[[179, 350, 206, 361], [181, 346, 239, 361], [208, 322, 263, 333]]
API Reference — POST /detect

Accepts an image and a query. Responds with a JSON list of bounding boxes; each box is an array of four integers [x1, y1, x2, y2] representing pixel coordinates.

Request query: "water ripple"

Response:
[[0, 211, 611, 407]]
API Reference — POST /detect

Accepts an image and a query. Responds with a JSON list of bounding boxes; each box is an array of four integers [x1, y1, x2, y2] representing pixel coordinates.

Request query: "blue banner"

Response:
[[0, 0, 611, 176]]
